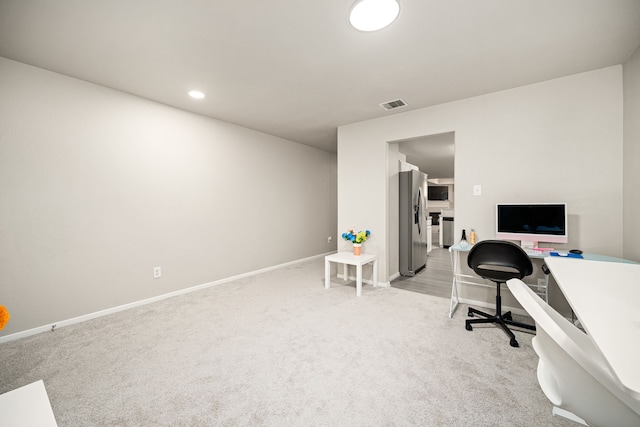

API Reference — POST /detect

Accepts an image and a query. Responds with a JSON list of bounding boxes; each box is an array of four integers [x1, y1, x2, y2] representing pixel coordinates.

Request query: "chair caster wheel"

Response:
[[510, 339, 519, 348], [465, 324, 472, 331], [503, 312, 512, 321], [468, 311, 474, 317]]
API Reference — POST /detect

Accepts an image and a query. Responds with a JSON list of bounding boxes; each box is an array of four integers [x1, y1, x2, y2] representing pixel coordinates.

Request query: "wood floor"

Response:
[[391, 245, 453, 299]]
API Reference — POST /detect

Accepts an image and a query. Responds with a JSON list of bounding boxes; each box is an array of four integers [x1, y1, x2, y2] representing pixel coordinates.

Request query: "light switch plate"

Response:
[[473, 185, 482, 196]]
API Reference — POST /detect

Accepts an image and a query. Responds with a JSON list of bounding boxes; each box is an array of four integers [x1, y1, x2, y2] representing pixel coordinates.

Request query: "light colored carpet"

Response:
[[0, 257, 572, 426]]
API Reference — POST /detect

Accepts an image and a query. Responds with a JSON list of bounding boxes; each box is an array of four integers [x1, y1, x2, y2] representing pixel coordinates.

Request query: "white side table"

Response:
[[325, 251, 378, 297]]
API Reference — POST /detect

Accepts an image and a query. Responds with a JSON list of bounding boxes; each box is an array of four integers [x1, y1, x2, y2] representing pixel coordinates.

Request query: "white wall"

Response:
[[338, 66, 624, 289], [0, 57, 337, 336], [623, 45, 640, 262]]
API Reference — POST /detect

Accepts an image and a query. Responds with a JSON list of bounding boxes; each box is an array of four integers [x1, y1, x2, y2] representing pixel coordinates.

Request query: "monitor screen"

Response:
[[496, 203, 567, 246]]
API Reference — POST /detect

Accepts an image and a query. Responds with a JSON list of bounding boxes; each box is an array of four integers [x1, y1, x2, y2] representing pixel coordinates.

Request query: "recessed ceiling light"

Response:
[[349, 0, 400, 32], [188, 90, 205, 99]]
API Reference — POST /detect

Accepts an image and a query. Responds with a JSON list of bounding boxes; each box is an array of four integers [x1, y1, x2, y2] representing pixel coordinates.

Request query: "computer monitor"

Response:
[[496, 203, 568, 248]]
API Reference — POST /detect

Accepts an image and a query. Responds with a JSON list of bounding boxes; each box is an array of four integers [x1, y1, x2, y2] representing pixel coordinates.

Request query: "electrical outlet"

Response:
[[537, 278, 545, 288], [327, 236, 333, 243], [154, 266, 162, 279], [473, 184, 482, 196]]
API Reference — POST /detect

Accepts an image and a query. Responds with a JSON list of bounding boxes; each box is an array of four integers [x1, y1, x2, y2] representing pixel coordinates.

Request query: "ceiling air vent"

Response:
[[380, 99, 407, 111]]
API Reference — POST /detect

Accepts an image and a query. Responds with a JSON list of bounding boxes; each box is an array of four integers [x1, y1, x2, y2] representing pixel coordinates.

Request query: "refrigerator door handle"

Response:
[[416, 188, 423, 233]]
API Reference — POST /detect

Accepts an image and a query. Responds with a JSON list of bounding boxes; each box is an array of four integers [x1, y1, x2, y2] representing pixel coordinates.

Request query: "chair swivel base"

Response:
[[465, 306, 536, 348]]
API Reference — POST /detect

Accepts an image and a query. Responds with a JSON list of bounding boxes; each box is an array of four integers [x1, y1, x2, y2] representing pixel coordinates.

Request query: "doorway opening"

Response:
[[391, 131, 455, 297]]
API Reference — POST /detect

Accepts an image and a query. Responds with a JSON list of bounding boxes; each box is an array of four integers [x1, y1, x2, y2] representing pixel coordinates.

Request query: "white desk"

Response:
[[325, 251, 378, 297], [0, 380, 58, 426], [546, 257, 640, 399]]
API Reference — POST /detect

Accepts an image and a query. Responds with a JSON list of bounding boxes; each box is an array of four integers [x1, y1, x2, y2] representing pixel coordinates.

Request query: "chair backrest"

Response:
[[506, 278, 640, 427], [467, 240, 533, 283]]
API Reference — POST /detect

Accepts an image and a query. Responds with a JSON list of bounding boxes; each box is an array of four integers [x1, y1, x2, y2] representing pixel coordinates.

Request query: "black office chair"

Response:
[[465, 240, 536, 347]]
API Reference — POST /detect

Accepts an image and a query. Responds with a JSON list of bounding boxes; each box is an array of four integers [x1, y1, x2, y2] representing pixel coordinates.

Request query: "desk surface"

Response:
[[449, 242, 635, 263], [546, 257, 640, 399], [449, 242, 551, 260]]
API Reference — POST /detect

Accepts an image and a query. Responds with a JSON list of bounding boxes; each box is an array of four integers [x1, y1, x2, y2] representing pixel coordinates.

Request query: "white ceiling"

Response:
[[1, 1, 639, 153]]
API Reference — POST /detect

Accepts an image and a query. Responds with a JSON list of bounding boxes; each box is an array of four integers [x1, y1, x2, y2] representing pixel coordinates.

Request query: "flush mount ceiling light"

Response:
[[188, 90, 205, 99], [349, 0, 400, 32]]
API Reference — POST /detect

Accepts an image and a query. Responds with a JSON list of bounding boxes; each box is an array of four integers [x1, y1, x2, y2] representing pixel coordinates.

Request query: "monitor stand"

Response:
[[520, 240, 537, 251]]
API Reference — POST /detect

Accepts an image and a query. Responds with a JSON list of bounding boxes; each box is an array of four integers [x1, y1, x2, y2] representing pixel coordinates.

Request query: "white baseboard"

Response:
[[0, 252, 333, 344], [388, 271, 401, 282], [336, 274, 379, 287], [336, 273, 391, 288]]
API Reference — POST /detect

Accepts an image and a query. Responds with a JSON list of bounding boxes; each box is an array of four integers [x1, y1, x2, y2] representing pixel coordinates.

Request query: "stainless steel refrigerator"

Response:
[[399, 170, 427, 276]]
